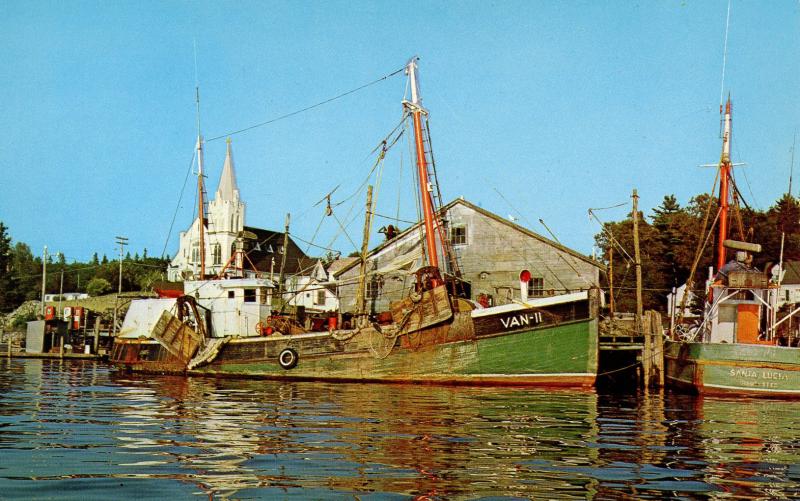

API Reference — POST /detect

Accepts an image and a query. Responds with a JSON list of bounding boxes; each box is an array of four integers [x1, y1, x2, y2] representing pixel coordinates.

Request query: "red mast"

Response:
[[405, 58, 440, 272], [716, 96, 732, 272]]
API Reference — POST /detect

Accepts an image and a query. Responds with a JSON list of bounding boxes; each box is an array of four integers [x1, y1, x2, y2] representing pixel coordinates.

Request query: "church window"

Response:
[[212, 244, 222, 265], [191, 242, 200, 264]]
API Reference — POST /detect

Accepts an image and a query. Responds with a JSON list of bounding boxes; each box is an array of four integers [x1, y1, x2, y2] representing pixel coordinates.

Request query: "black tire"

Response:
[[278, 348, 298, 370]]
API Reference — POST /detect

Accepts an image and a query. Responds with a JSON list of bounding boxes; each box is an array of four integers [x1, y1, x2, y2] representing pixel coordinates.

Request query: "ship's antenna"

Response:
[[719, 0, 732, 108]]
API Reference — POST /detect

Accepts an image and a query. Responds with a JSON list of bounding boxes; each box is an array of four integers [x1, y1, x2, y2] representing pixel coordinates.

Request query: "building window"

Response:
[[316, 289, 326, 306], [244, 289, 256, 303], [366, 279, 381, 299], [528, 277, 545, 297], [191, 242, 200, 264], [450, 225, 467, 246], [212, 244, 222, 265]]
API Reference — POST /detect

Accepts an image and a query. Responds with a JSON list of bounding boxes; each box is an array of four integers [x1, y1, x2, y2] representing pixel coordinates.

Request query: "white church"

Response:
[[166, 139, 341, 312], [168, 138, 248, 281]]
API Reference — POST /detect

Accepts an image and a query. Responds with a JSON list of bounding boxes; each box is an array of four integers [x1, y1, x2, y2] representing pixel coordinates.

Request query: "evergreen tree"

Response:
[[0, 222, 15, 312], [91, 252, 99, 265], [101, 254, 108, 264], [12, 242, 40, 302]]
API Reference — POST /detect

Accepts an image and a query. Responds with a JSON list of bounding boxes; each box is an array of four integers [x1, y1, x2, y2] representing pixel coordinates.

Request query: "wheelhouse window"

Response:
[[450, 225, 467, 246], [528, 277, 545, 297], [244, 289, 256, 303]]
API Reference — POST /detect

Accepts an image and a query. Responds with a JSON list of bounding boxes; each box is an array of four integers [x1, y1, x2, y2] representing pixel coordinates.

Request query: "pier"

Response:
[[598, 311, 665, 390]]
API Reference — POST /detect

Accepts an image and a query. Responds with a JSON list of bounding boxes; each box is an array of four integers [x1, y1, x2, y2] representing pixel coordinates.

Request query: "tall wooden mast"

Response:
[[404, 58, 440, 273], [195, 85, 206, 279], [716, 96, 732, 272]]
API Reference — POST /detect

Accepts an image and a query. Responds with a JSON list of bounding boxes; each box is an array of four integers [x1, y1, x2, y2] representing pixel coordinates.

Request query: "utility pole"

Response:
[[113, 236, 128, 336], [40, 245, 48, 316], [116, 236, 128, 295], [632, 189, 643, 333], [608, 246, 614, 320]]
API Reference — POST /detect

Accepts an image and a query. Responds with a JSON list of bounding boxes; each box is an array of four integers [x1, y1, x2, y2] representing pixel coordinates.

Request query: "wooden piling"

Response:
[[642, 310, 664, 389]]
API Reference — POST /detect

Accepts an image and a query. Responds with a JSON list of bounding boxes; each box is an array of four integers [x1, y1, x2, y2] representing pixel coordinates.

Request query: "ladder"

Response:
[[420, 116, 463, 284]]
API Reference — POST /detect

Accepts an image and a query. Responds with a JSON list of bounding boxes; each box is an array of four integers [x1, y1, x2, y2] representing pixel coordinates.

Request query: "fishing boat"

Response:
[[111, 58, 600, 386], [664, 97, 800, 396]]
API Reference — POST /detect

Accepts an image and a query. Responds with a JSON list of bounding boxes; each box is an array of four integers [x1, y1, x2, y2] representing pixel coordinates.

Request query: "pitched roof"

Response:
[[335, 198, 604, 276], [215, 138, 239, 202], [240, 225, 316, 276], [326, 257, 360, 277]]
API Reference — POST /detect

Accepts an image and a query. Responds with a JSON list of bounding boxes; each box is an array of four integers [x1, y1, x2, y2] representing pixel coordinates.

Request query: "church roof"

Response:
[[216, 138, 239, 201]]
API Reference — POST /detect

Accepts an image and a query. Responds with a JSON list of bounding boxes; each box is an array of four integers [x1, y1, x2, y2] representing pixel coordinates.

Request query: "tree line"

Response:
[[0, 221, 170, 313], [593, 192, 800, 313]]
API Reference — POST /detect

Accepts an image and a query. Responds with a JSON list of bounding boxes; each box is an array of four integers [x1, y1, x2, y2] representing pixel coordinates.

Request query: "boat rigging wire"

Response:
[[587, 209, 635, 264], [588, 202, 628, 211], [161, 148, 197, 259], [205, 65, 407, 142], [492, 187, 578, 289]]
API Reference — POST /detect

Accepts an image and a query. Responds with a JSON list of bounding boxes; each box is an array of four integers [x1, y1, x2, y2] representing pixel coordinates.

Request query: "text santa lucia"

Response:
[[111, 58, 600, 386]]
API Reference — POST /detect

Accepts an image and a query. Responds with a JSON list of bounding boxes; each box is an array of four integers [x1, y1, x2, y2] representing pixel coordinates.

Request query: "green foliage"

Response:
[[12, 310, 38, 329], [0, 222, 14, 312], [86, 277, 112, 297], [595, 192, 800, 313], [0, 222, 173, 310]]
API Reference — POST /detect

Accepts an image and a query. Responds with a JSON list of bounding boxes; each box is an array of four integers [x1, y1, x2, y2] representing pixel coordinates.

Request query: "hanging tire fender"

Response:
[[278, 348, 298, 370]]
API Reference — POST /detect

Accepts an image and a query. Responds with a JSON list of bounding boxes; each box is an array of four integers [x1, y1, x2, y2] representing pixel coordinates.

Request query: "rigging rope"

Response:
[[206, 65, 406, 142], [161, 148, 197, 259]]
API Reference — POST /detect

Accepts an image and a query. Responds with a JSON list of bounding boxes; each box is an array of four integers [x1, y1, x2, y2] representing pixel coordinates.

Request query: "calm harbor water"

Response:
[[2, 359, 800, 500]]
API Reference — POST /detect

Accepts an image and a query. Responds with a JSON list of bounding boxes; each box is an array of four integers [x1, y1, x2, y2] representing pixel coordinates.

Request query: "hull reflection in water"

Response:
[[2, 359, 800, 499]]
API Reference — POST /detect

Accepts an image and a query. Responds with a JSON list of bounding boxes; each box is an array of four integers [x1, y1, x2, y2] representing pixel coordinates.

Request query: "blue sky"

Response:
[[1, 1, 799, 263]]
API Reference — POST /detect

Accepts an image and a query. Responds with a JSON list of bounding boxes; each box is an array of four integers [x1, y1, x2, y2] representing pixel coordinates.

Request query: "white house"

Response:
[[283, 260, 339, 312]]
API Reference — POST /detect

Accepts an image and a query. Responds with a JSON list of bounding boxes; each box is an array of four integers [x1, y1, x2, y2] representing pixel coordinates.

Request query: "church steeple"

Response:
[[216, 137, 240, 202]]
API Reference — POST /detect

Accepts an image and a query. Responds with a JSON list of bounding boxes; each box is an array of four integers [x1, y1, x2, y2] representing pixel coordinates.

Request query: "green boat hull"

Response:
[[665, 339, 800, 397], [192, 318, 598, 386]]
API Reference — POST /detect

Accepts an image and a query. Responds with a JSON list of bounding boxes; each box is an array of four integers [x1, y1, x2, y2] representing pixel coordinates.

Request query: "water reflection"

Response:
[[1, 358, 800, 499]]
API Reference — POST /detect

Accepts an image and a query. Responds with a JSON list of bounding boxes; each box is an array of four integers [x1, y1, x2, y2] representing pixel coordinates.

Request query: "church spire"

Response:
[[216, 137, 240, 201]]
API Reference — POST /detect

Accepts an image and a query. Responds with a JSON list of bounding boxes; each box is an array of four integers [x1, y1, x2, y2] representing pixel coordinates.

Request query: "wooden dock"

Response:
[[598, 311, 664, 389]]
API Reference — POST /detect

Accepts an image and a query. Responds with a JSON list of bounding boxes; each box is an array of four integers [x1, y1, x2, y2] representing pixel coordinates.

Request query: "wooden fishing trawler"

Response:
[[111, 58, 600, 386], [665, 97, 800, 396]]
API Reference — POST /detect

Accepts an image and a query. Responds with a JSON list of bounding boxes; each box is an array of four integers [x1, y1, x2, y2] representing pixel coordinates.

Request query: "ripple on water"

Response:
[[3, 358, 800, 499]]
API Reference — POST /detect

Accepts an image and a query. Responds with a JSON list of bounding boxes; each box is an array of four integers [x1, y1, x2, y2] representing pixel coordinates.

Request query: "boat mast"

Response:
[[405, 57, 440, 274], [195, 87, 206, 279], [716, 96, 732, 272]]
